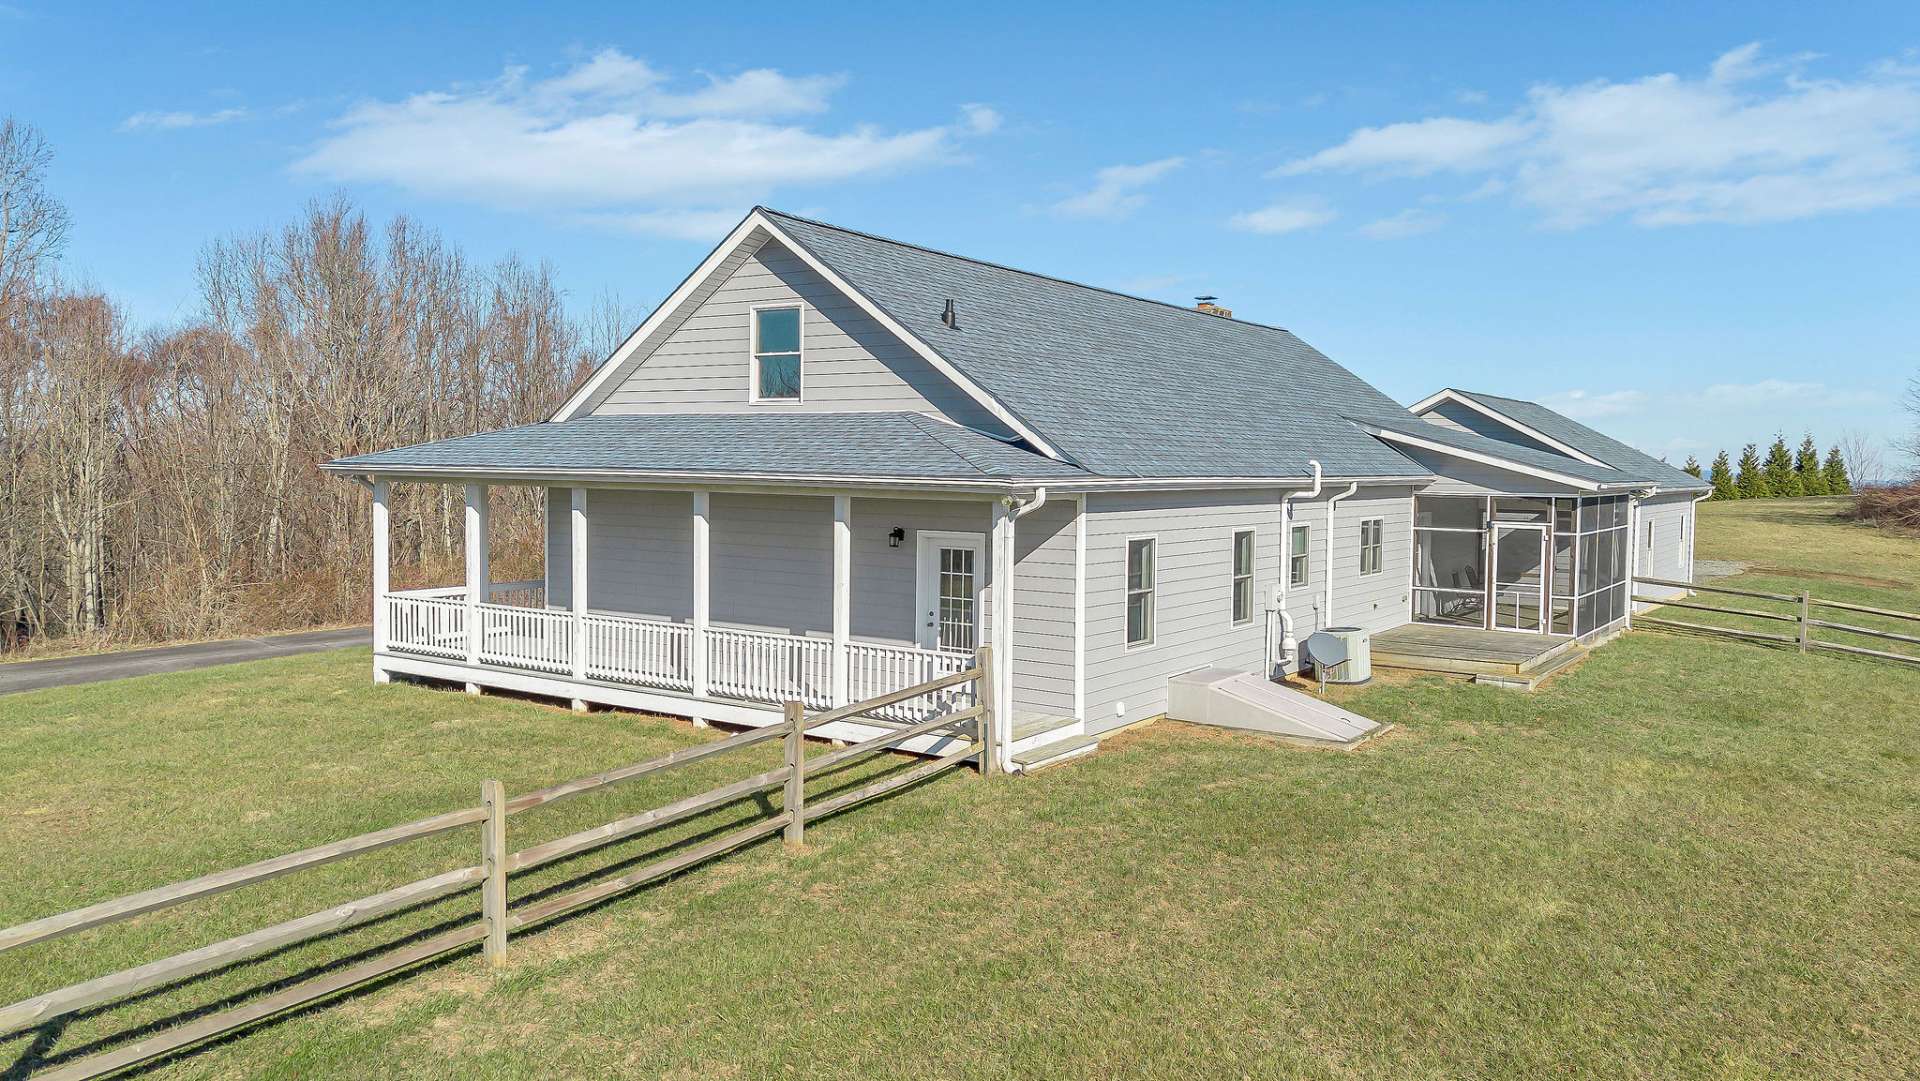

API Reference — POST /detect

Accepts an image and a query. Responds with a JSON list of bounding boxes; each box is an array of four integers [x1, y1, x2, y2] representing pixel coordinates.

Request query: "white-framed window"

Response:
[[1125, 536, 1156, 648], [1645, 519, 1655, 552], [1230, 529, 1255, 625], [1359, 517, 1384, 576], [1289, 525, 1310, 587], [750, 304, 802, 402]]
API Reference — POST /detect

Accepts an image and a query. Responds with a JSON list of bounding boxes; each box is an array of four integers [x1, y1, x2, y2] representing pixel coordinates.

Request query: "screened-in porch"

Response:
[[1412, 494, 1631, 638]]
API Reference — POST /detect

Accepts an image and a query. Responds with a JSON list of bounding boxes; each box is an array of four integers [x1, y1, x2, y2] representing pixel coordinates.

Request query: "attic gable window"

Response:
[[751, 305, 802, 402]]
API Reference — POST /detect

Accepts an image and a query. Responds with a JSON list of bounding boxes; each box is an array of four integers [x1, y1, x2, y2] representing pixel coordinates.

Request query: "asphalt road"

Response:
[[0, 627, 370, 696]]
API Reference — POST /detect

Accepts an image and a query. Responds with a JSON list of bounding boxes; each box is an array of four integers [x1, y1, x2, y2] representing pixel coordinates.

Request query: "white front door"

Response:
[[915, 531, 986, 653]]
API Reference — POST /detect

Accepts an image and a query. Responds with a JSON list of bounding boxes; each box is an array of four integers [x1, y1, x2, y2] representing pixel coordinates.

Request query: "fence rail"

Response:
[[1632, 575, 1920, 667], [0, 648, 994, 1081]]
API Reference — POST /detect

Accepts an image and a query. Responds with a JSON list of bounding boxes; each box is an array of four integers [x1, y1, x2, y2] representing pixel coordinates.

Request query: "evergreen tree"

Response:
[[1736, 443, 1771, 498], [1796, 434, 1829, 496], [1763, 435, 1801, 497], [1683, 455, 1702, 478], [1708, 450, 1739, 500], [1824, 445, 1852, 494]]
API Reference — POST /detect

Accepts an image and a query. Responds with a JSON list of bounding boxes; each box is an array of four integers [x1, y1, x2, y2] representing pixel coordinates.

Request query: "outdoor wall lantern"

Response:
[[889, 527, 906, 548]]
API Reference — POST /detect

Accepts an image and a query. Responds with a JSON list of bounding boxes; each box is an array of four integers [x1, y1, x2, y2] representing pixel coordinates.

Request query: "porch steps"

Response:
[[1011, 733, 1100, 772], [1473, 643, 1591, 692]]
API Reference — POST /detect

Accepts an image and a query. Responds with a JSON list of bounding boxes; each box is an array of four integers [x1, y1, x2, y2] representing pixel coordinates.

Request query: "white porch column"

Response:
[[989, 497, 1016, 771], [570, 487, 589, 683], [465, 483, 490, 679], [691, 490, 710, 700], [371, 477, 391, 683], [831, 494, 851, 706]]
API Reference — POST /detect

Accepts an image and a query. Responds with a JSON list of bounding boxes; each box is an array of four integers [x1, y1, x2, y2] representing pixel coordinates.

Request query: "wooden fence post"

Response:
[[481, 779, 507, 966], [1799, 591, 1812, 654], [975, 645, 996, 777], [784, 701, 806, 847]]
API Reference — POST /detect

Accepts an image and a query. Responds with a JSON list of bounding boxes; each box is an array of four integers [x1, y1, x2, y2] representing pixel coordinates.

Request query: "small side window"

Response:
[[1231, 529, 1255, 625], [1359, 518, 1384, 576], [1126, 537, 1156, 647], [1290, 525, 1310, 587], [751, 306, 802, 401]]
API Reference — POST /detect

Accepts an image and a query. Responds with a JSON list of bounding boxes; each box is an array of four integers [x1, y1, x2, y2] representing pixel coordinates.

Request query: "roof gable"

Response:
[[1414, 389, 1706, 490]]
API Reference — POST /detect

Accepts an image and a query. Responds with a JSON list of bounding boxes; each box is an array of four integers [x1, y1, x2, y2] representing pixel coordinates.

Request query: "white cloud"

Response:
[[958, 103, 1002, 135], [1051, 157, 1185, 219], [583, 207, 750, 240], [294, 49, 989, 228], [1229, 197, 1336, 235], [120, 107, 248, 132], [1700, 379, 1876, 408], [1280, 44, 1920, 227], [1358, 208, 1446, 239], [1538, 388, 1646, 420]]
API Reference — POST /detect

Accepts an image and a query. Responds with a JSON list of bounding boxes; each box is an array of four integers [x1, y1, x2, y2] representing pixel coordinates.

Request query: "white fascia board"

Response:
[[551, 212, 769, 422], [320, 463, 1032, 495], [1407, 389, 1612, 469], [752, 213, 1067, 463], [1361, 425, 1605, 491]]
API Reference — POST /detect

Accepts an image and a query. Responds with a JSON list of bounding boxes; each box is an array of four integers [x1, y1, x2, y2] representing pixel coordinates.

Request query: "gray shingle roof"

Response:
[[762, 209, 1425, 480], [1357, 415, 1642, 488], [1446, 390, 1709, 491], [323, 413, 1089, 483]]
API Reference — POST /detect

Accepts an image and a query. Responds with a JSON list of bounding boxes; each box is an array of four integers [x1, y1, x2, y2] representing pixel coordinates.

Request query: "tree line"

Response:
[[1682, 435, 1852, 502], [1, 117, 622, 651]]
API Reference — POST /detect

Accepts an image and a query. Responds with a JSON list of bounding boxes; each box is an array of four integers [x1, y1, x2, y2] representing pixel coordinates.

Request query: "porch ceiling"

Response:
[[323, 412, 1091, 487]]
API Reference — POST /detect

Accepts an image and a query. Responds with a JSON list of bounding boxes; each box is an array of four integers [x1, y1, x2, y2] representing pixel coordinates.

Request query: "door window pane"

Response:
[[936, 547, 976, 652]]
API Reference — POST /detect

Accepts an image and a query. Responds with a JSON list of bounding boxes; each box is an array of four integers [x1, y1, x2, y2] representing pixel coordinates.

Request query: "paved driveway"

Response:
[[0, 627, 370, 696]]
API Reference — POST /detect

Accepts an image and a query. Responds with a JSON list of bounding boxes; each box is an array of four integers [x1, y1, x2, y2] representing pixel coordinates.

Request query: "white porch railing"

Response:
[[583, 614, 693, 691], [705, 627, 835, 709], [385, 594, 468, 659], [382, 587, 970, 719], [847, 642, 977, 722], [477, 603, 574, 674]]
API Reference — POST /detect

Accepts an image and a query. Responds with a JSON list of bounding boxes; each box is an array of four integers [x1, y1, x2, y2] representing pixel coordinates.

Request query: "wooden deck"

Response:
[[1372, 623, 1577, 677]]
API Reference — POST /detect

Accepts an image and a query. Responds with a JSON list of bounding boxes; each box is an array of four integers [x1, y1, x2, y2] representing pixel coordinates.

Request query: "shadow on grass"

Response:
[[4, 744, 964, 1080]]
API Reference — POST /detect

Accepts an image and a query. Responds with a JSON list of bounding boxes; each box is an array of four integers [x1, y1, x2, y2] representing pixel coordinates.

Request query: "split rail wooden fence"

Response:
[[1632, 576, 1920, 667], [0, 650, 993, 1081]]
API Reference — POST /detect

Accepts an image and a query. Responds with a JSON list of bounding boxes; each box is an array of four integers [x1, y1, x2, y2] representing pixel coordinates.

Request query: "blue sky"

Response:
[[5, 1, 1918, 470]]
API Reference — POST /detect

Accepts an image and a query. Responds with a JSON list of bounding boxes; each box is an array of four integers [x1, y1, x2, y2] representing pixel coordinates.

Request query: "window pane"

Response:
[[1233, 531, 1253, 576], [1127, 539, 1154, 590], [1291, 553, 1309, 587], [755, 306, 800, 353], [1127, 592, 1153, 644], [1290, 525, 1309, 557], [756, 354, 800, 399], [1555, 498, 1576, 533], [1415, 496, 1482, 530], [1233, 578, 1252, 623], [1493, 497, 1552, 523]]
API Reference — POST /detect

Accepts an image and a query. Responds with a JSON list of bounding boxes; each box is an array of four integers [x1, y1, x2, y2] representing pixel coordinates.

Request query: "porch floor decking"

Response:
[[1372, 624, 1576, 677]]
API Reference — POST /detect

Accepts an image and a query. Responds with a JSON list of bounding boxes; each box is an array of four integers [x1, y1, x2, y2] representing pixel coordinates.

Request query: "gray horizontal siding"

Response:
[[1082, 489, 1282, 733], [1328, 487, 1415, 636], [1012, 496, 1078, 718], [1632, 492, 1697, 610], [592, 241, 1011, 436]]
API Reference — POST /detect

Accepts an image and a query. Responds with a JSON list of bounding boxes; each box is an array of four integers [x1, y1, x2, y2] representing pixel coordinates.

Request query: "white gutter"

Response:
[[1273, 460, 1323, 665], [1012, 487, 1048, 519], [1323, 480, 1361, 627]]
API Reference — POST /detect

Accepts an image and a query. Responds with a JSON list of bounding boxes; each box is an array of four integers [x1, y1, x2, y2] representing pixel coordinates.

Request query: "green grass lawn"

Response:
[[3, 500, 1917, 1079]]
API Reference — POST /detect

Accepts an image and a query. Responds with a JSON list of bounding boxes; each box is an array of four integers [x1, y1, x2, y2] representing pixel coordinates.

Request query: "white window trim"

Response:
[[1230, 528, 1255, 627], [1289, 524, 1310, 588], [1359, 516, 1385, 577], [1123, 533, 1157, 651], [747, 302, 804, 405]]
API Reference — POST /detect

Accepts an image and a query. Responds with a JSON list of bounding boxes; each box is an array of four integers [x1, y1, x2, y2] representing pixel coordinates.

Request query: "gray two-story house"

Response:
[[324, 208, 1709, 770]]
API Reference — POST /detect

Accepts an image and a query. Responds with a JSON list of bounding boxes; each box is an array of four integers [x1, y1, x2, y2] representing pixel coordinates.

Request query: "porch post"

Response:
[[570, 487, 589, 683], [465, 483, 490, 677], [831, 494, 851, 706], [691, 490, 710, 700], [371, 477, 390, 683], [989, 497, 1015, 771]]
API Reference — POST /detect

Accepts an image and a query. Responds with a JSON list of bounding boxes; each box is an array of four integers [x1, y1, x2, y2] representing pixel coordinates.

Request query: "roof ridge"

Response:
[[757, 206, 1294, 335]]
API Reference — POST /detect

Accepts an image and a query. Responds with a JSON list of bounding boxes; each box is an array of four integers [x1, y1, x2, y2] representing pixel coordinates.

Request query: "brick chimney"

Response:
[[1194, 295, 1232, 318]]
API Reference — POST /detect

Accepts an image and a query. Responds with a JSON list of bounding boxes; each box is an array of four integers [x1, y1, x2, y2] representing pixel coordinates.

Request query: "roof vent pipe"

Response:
[[941, 299, 959, 328]]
